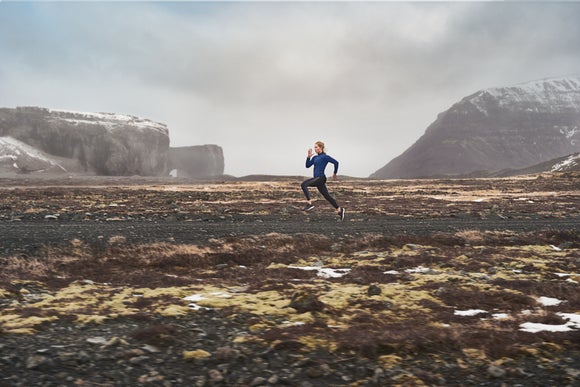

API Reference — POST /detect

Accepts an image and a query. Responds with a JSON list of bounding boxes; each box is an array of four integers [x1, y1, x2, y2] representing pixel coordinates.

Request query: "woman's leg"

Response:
[[301, 177, 321, 201], [315, 179, 339, 209]]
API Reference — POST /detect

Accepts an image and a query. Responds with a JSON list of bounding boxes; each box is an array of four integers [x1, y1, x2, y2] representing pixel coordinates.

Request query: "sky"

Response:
[[1, 1, 579, 177]]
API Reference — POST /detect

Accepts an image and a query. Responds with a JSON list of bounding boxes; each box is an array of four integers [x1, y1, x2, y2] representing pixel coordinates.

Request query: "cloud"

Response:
[[1, 2, 579, 177]]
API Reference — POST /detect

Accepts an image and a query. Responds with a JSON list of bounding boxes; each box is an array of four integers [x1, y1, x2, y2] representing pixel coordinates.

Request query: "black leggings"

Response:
[[301, 176, 339, 209]]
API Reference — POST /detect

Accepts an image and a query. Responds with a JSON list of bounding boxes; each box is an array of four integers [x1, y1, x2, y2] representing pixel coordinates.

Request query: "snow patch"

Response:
[[519, 313, 580, 333], [555, 273, 574, 278], [469, 76, 580, 114], [183, 292, 232, 311], [405, 266, 431, 274], [520, 321, 573, 333], [0, 136, 66, 172], [558, 125, 579, 139], [537, 296, 564, 307], [551, 154, 579, 172], [288, 266, 351, 278], [558, 313, 580, 328], [454, 309, 487, 317], [384, 270, 400, 275]]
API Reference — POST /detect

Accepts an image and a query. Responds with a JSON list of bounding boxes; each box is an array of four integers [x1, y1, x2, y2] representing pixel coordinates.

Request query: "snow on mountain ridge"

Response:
[[50, 109, 168, 135], [551, 153, 579, 172], [468, 76, 580, 114], [372, 75, 580, 179]]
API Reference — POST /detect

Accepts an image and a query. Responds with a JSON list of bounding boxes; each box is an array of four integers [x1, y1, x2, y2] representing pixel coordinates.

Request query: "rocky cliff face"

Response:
[[0, 107, 169, 176], [0, 136, 80, 175], [168, 145, 224, 178], [371, 77, 580, 179]]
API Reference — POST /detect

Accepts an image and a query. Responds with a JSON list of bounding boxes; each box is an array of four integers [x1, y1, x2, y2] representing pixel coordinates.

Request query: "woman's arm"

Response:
[[328, 155, 339, 175], [306, 149, 314, 168]]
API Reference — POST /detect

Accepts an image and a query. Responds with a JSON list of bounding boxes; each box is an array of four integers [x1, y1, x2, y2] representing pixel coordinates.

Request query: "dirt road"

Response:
[[2, 214, 578, 256]]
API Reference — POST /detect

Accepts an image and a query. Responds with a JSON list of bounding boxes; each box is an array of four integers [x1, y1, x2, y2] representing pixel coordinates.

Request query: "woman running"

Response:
[[301, 141, 346, 221]]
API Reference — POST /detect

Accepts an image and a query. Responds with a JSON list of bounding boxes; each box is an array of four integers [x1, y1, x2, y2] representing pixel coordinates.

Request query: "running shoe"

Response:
[[339, 207, 346, 221], [304, 204, 315, 212]]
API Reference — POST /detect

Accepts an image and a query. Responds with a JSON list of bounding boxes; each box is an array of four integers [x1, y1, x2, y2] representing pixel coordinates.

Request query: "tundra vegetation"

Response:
[[0, 172, 578, 386]]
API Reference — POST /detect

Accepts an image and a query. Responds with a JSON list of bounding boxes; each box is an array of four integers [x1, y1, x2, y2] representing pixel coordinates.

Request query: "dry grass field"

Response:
[[0, 172, 578, 386]]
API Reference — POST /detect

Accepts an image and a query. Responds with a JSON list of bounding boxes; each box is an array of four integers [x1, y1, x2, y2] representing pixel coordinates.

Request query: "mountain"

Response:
[[456, 152, 580, 178], [550, 152, 580, 172], [498, 152, 580, 176], [167, 145, 224, 178], [371, 76, 580, 179], [0, 106, 226, 178], [0, 106, 169, 176]]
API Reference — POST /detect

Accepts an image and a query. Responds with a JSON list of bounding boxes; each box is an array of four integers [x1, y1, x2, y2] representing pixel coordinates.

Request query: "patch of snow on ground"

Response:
[[454, 309, 487, 317], [289, 266, 351, 278], [520, 322, 573, 333], [405, 266, 431, 273], [183, 294, 214, 311], [537, 296, 564, 306], [558, 313, 580, 328], [183, 294, 206, 302], [210, 292, 232, 298], [384, 270, 400, 275], [520, 313, 580, 333]]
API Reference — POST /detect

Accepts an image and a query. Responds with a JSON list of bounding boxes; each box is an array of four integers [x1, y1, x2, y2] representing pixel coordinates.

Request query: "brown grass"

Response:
[[1, 176, 578, 377]]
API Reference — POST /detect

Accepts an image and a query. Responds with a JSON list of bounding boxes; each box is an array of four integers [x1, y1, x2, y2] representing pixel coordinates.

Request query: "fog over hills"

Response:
[[371, 77, 580, 179]]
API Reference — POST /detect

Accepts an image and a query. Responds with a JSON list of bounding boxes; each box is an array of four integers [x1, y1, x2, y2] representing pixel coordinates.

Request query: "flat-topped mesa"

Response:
[[0, 106, 169, 175], [168, 145, 224, 178]]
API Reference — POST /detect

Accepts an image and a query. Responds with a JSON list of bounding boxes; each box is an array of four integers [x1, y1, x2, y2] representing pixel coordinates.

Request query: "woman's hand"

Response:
[[333, 173, 338, 180], [307, 148, 313, 158]]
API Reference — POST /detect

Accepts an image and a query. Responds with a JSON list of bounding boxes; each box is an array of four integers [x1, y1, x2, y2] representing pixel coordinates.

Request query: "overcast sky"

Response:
[[1, 1, 579, 177]]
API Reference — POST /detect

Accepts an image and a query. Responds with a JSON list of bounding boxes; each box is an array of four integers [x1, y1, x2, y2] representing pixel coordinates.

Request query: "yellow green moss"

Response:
[[0, 314, 58, 331], [158, 305, 190, 317], [4, 327, 37, 334], [298, 336, 338, 352], [379, 354, 403, 368], [183, 349, 211, 360]]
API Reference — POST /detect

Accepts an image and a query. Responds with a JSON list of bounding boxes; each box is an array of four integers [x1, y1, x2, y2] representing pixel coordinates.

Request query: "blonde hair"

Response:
[[315, 141, 325, 153]]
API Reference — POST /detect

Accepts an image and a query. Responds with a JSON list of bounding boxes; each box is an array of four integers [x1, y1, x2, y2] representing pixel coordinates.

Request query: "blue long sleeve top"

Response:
[[306, 153, 339, 177]]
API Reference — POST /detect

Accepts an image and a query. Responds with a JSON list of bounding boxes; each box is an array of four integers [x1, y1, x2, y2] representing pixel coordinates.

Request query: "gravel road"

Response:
[[2, 215, 578, 256]]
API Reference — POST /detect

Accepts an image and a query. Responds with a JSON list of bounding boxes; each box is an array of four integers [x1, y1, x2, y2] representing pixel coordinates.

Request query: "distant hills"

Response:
[[371, 76, 580, 179], [458, 152, 579, 178]]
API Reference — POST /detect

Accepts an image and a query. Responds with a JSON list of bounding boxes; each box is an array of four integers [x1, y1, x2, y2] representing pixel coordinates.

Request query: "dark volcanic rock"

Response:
[[371, 77, 580, 179], [0, 106, 169, 176], [167, 145, 224, 178]]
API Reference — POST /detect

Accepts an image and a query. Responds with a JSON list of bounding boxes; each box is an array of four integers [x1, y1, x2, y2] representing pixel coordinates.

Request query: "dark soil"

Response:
[[0, 173, 579, 386]]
